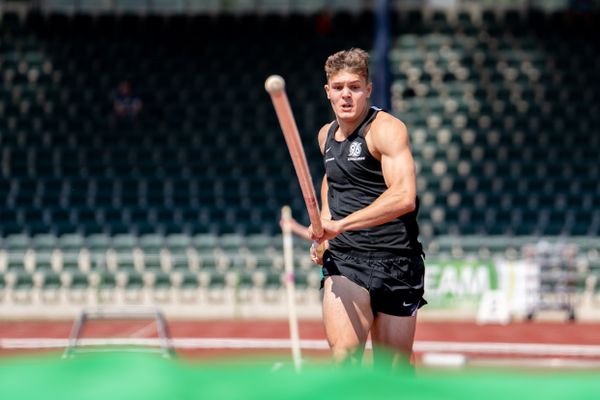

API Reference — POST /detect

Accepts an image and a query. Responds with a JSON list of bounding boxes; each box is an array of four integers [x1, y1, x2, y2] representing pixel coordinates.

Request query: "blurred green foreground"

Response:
[[0, 352, 598, 400]]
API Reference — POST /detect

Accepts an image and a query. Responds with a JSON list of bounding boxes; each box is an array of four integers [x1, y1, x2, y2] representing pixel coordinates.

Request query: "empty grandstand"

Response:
[[0, 1, 598, 321]]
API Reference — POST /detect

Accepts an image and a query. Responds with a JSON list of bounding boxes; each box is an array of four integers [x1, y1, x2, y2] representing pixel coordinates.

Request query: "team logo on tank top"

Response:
[[347, 141, 365, 161]]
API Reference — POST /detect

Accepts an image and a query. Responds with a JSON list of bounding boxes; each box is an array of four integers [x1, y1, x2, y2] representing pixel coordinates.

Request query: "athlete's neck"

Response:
[[336, 106, 370, 138]]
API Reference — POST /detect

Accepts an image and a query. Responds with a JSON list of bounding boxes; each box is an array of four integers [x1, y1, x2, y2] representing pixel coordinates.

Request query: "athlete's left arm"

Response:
[[316, 116, 416, 241]]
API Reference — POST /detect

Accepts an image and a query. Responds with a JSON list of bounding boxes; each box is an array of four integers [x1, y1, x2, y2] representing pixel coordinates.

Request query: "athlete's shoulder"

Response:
[[371, 110, 408, 140], [318, 122, 333, 135], [372, 109, 407, 130], [317, 122, 333, 154]]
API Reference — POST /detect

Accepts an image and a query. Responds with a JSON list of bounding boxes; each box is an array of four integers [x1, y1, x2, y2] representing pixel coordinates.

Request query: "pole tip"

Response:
[[265, 75, 285, 94]]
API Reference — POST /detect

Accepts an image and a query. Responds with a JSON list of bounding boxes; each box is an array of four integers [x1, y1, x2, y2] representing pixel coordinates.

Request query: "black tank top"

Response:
[[324, 106, 422, 257]]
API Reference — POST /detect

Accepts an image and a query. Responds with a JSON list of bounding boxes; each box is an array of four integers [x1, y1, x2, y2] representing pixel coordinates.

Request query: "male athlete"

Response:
[[308, 48, 426, 370]]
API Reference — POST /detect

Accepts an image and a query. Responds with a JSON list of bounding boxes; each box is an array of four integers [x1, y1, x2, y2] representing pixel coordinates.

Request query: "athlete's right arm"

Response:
[[316, 123, 331, 221], [320, 175, 331, 220], [309, 124, 332, 263], [317, 123, 330, 154]]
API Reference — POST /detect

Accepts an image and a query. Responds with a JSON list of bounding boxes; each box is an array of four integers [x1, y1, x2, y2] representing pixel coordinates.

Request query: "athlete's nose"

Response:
[[341, 86, 351, 98]]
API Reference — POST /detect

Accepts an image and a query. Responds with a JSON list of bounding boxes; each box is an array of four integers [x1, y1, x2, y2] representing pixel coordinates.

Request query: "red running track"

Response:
[[1, 319, 599, 343], [1, 319, 599, 362]]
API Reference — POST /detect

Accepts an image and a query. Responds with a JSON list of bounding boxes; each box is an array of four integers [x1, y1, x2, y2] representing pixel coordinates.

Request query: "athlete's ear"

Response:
[[324, 84, 330, 100], [367, 81, 372, 98]]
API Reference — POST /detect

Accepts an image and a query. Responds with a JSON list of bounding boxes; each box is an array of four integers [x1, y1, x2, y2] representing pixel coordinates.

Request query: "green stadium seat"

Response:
[[3, 234, 31, 252], [58, 233, 85, 253], [61, 251, 80, 272], [84, 233, 111, 252], [192, 234, 218, 253], [164, 234, 191, 252], [149, 270, 172, 290], [6, 250, 28, 273], [114, 249, 136, 272], [34, 250, 55, 272], [38, 269, 62, 290], [111, 234, 137, 252], [245, 234, 273, 254], [218, 233, 246, 254], [13, 271, 35, 291], [138, 234, 164, 253], [31, 234, 58, 253]]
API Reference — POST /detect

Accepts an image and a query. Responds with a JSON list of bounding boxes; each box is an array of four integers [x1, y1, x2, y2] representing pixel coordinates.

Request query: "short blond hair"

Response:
[[324, 48, 370, 82]]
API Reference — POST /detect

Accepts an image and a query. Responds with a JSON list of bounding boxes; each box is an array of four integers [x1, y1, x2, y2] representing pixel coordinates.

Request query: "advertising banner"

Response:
[[425, 259, 498, 310]]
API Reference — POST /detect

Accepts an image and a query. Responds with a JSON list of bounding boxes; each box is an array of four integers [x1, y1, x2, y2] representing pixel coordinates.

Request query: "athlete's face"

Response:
[[325, 70, 372, 123]]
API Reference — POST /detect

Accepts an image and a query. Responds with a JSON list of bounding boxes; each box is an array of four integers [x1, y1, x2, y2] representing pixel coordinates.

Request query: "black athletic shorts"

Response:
[[321, 249, 427, 317]]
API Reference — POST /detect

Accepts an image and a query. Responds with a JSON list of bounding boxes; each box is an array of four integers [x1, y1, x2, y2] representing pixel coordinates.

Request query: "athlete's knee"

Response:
[[329, 340, 364, 365]]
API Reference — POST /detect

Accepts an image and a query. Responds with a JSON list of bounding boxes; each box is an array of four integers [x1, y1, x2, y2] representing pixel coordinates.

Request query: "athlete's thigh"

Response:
[[322, 275, 373, 347], [370, 312, 417, 355]]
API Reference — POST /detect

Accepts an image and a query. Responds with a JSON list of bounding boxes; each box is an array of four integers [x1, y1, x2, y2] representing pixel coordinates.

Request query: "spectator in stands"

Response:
[[308, 48, 425, 371], [111, 80, 143, 128]]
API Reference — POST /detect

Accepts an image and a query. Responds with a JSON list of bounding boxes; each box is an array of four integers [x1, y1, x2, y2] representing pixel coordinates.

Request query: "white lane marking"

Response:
[[2, 338, 600, 358]]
